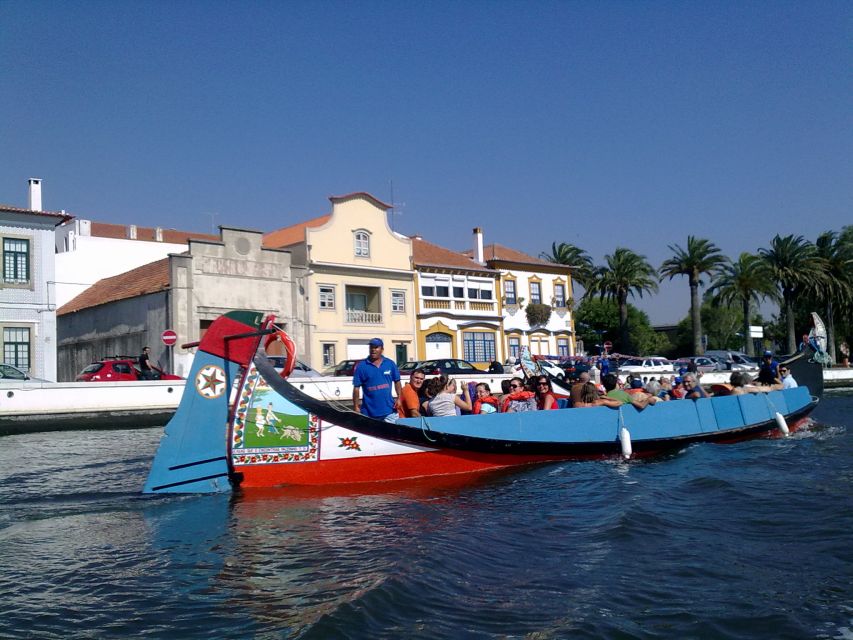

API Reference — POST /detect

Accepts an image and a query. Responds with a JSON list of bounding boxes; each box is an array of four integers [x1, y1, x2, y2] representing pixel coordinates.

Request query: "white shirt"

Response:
[[782, 375, 798, 389]]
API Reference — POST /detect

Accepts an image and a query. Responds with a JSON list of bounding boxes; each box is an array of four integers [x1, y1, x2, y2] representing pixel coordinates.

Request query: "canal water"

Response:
[[1, 392, 851, 639]]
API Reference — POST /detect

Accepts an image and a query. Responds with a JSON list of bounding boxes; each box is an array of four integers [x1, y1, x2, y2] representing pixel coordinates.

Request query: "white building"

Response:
[[55, 219, 219, 307], [0, 179, 72, 380]]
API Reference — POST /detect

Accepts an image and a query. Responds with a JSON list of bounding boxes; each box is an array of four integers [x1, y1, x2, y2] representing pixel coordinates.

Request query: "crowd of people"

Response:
[[351, 338, 798, 422]]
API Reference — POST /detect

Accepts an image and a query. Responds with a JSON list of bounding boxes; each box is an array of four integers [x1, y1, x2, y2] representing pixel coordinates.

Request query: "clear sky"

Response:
[[1, 1, 850, 324]]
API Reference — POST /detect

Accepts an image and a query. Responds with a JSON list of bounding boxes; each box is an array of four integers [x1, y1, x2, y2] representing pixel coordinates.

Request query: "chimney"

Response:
[[128, 225, 137, 240], [28, 178, 42, 211], [473, 227, 484, 264], [154, 227, 163, 242]]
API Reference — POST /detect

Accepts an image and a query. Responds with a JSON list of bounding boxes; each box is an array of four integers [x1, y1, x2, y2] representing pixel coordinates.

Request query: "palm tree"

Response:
[[813, 231, 853, 362], [758, 234, 822, 353], [586, 248, 658, 353], [540, 242, 595, 290], [659, 236, 726, 355], [707, 253, 777, 356]]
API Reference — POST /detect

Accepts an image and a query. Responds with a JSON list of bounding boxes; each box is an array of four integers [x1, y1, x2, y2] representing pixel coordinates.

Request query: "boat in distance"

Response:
[[143, 311, 824, 494]]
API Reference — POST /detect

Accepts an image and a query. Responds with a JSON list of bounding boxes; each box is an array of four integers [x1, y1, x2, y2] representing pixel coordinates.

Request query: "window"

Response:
[[508, 336, 521, 360], [504, 280, 516, 305], [435, 285, 449, 298], [322, 344, 336, 367], [3, 327, 30, 370], [453, 286, 464, 298], [421, 285, 435, 297], [467, 288, 479, 299], [319, 286, 336, 309], [354, 231, 370, 257], [480, 289, 492, 300], [557, 338, 569, 357], [391, 290, 405, 313], [529, 282, 541, 305], [554, 284, 566, 308], [463, 332, 496, 362], [3, 238, 30, 284]]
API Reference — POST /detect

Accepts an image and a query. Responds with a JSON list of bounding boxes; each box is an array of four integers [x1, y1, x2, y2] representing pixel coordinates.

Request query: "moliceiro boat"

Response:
[[143, 311, 823, 494]]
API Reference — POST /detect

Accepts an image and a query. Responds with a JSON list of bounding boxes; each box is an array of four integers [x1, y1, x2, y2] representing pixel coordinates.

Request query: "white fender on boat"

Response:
[[620, 427, 633, 460], [775, 411, 790, 436]]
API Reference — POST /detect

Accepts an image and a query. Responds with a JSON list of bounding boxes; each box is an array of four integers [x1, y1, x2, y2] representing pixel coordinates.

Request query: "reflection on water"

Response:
[[0, 396, 851, 638]]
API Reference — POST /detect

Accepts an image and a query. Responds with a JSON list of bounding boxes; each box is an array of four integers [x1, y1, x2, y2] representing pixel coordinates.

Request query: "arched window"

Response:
[[354, 230, 370, 257]]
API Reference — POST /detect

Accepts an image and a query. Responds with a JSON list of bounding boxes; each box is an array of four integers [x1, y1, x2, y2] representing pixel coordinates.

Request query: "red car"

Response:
[[76, 357, 183, 382]]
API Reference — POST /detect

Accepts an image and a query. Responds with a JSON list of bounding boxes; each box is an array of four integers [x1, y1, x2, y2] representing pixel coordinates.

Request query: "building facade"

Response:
[[264, 193, 417, 371], [412, 235, 503, 368], [0, 179, 71, 381]]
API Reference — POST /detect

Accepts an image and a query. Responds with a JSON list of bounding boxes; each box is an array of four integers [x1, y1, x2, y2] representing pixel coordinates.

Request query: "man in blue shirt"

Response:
[[756, 350, 780, 386], [352, 338, 402, 421]]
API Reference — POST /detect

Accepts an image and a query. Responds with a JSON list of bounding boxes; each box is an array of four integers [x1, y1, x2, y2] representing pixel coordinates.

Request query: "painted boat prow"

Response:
[[143, 311, 268, 494]]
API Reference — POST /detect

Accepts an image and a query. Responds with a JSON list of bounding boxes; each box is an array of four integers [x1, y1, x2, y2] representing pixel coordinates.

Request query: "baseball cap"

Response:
[[763, 350, 772, 357], [674, 376, 683, 384], [631, 378, 644, 389], [369, 338, 384, 347]]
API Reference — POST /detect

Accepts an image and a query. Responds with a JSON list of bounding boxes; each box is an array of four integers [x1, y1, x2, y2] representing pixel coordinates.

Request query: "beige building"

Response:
[[264, 193, 416, 371]]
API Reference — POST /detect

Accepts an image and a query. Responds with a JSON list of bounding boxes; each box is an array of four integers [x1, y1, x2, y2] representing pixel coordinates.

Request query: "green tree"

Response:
[[540, 242, 595, 290], [707, 252, 777, 356], [812, 231, 853, 362], [585, 248, 659, 354], [574, 297, 671, 355], [659, 236, 726, 355], [759, 234, 823, 353]]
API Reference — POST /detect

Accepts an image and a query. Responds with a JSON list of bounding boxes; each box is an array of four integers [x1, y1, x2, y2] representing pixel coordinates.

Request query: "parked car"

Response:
[[398, 361, 422, 374], [560, 358, 591, 381], [0, 362, 49, 382], [268, 357, 323, 378], [76, 356, 183, 382], [618, 357, 675, 376], [673, 356, 727, 374], [324, 359, 361, 377], [704, 350, 759, 371], [418, 359, 485, 376], [536, 359, 566, 381]]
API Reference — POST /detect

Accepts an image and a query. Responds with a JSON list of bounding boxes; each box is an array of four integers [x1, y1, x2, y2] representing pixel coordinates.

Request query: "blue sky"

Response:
[[1, 1, 850, 323]]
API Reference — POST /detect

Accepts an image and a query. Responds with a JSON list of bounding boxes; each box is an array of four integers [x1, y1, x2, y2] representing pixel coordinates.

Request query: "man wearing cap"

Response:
[[352, 338, 403, 421], [756, 350, 780, 386]]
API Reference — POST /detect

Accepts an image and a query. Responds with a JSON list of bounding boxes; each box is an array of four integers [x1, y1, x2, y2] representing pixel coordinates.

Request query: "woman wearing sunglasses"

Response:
[[501, 377, 538, 412], [534, 377, 559, 410]]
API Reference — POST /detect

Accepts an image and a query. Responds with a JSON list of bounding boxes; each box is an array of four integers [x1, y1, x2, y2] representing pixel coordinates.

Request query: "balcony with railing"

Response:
[[345, 309, 383, 324]]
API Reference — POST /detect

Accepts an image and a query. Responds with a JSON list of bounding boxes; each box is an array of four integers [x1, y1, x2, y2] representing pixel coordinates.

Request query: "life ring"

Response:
[[264, 329, 297, 379]]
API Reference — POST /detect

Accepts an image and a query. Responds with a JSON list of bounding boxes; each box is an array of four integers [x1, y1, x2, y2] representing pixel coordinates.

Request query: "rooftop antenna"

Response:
[[388, 180, 405, 231], [205, 211, 219, 233]]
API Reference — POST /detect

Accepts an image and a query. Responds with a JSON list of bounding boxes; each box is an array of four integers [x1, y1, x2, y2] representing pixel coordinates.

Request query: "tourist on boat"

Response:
[[534, 376, 559, 410], [501, 377, 538, 412], [681, 373, 708, 399], [656, 377, 675, 401], [429, 376, 472, 416], [573, 382, 623, 408], [602, 374, 657, 409], [671, 376, 687, 399], [756, 350, 780, 386], [780, 366, 798, 389], [398, 368, 427, 418], [473, 382, 500, 414], [352, 338, 402, 421], [570, 371, 590, 406]]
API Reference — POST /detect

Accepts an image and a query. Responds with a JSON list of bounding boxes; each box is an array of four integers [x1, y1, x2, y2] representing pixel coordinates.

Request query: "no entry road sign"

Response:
[[161, 329, 178, 346]]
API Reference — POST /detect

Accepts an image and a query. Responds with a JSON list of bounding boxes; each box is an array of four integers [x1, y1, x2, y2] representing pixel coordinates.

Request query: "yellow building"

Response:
[[264, 193, 416, 371]]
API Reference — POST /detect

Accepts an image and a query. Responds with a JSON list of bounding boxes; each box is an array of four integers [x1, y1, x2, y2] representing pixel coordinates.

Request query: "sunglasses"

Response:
[[510, 384, 522, 389], [537, 381, 550, 387]]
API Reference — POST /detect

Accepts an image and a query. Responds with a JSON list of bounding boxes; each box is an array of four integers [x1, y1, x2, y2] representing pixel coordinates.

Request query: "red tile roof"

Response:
[[57, 258, 171, 315], [88, 222, 219, 244], [0, 204, 72, 224], [412, 237, 496, 273], [263, 214, 331, 249], [464, 243, 556, 268]]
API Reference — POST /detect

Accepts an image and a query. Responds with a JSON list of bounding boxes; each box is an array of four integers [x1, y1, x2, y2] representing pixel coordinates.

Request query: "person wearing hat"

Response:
[[756, 350, 780, 386], [352, 338, 402, 421]]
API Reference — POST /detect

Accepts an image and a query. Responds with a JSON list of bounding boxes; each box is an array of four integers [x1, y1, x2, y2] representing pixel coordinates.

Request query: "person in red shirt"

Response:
[[398, 368, 427, 418]]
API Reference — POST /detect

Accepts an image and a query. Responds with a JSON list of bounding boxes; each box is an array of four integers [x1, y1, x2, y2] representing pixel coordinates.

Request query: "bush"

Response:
[[525, 303, 552, 327]]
